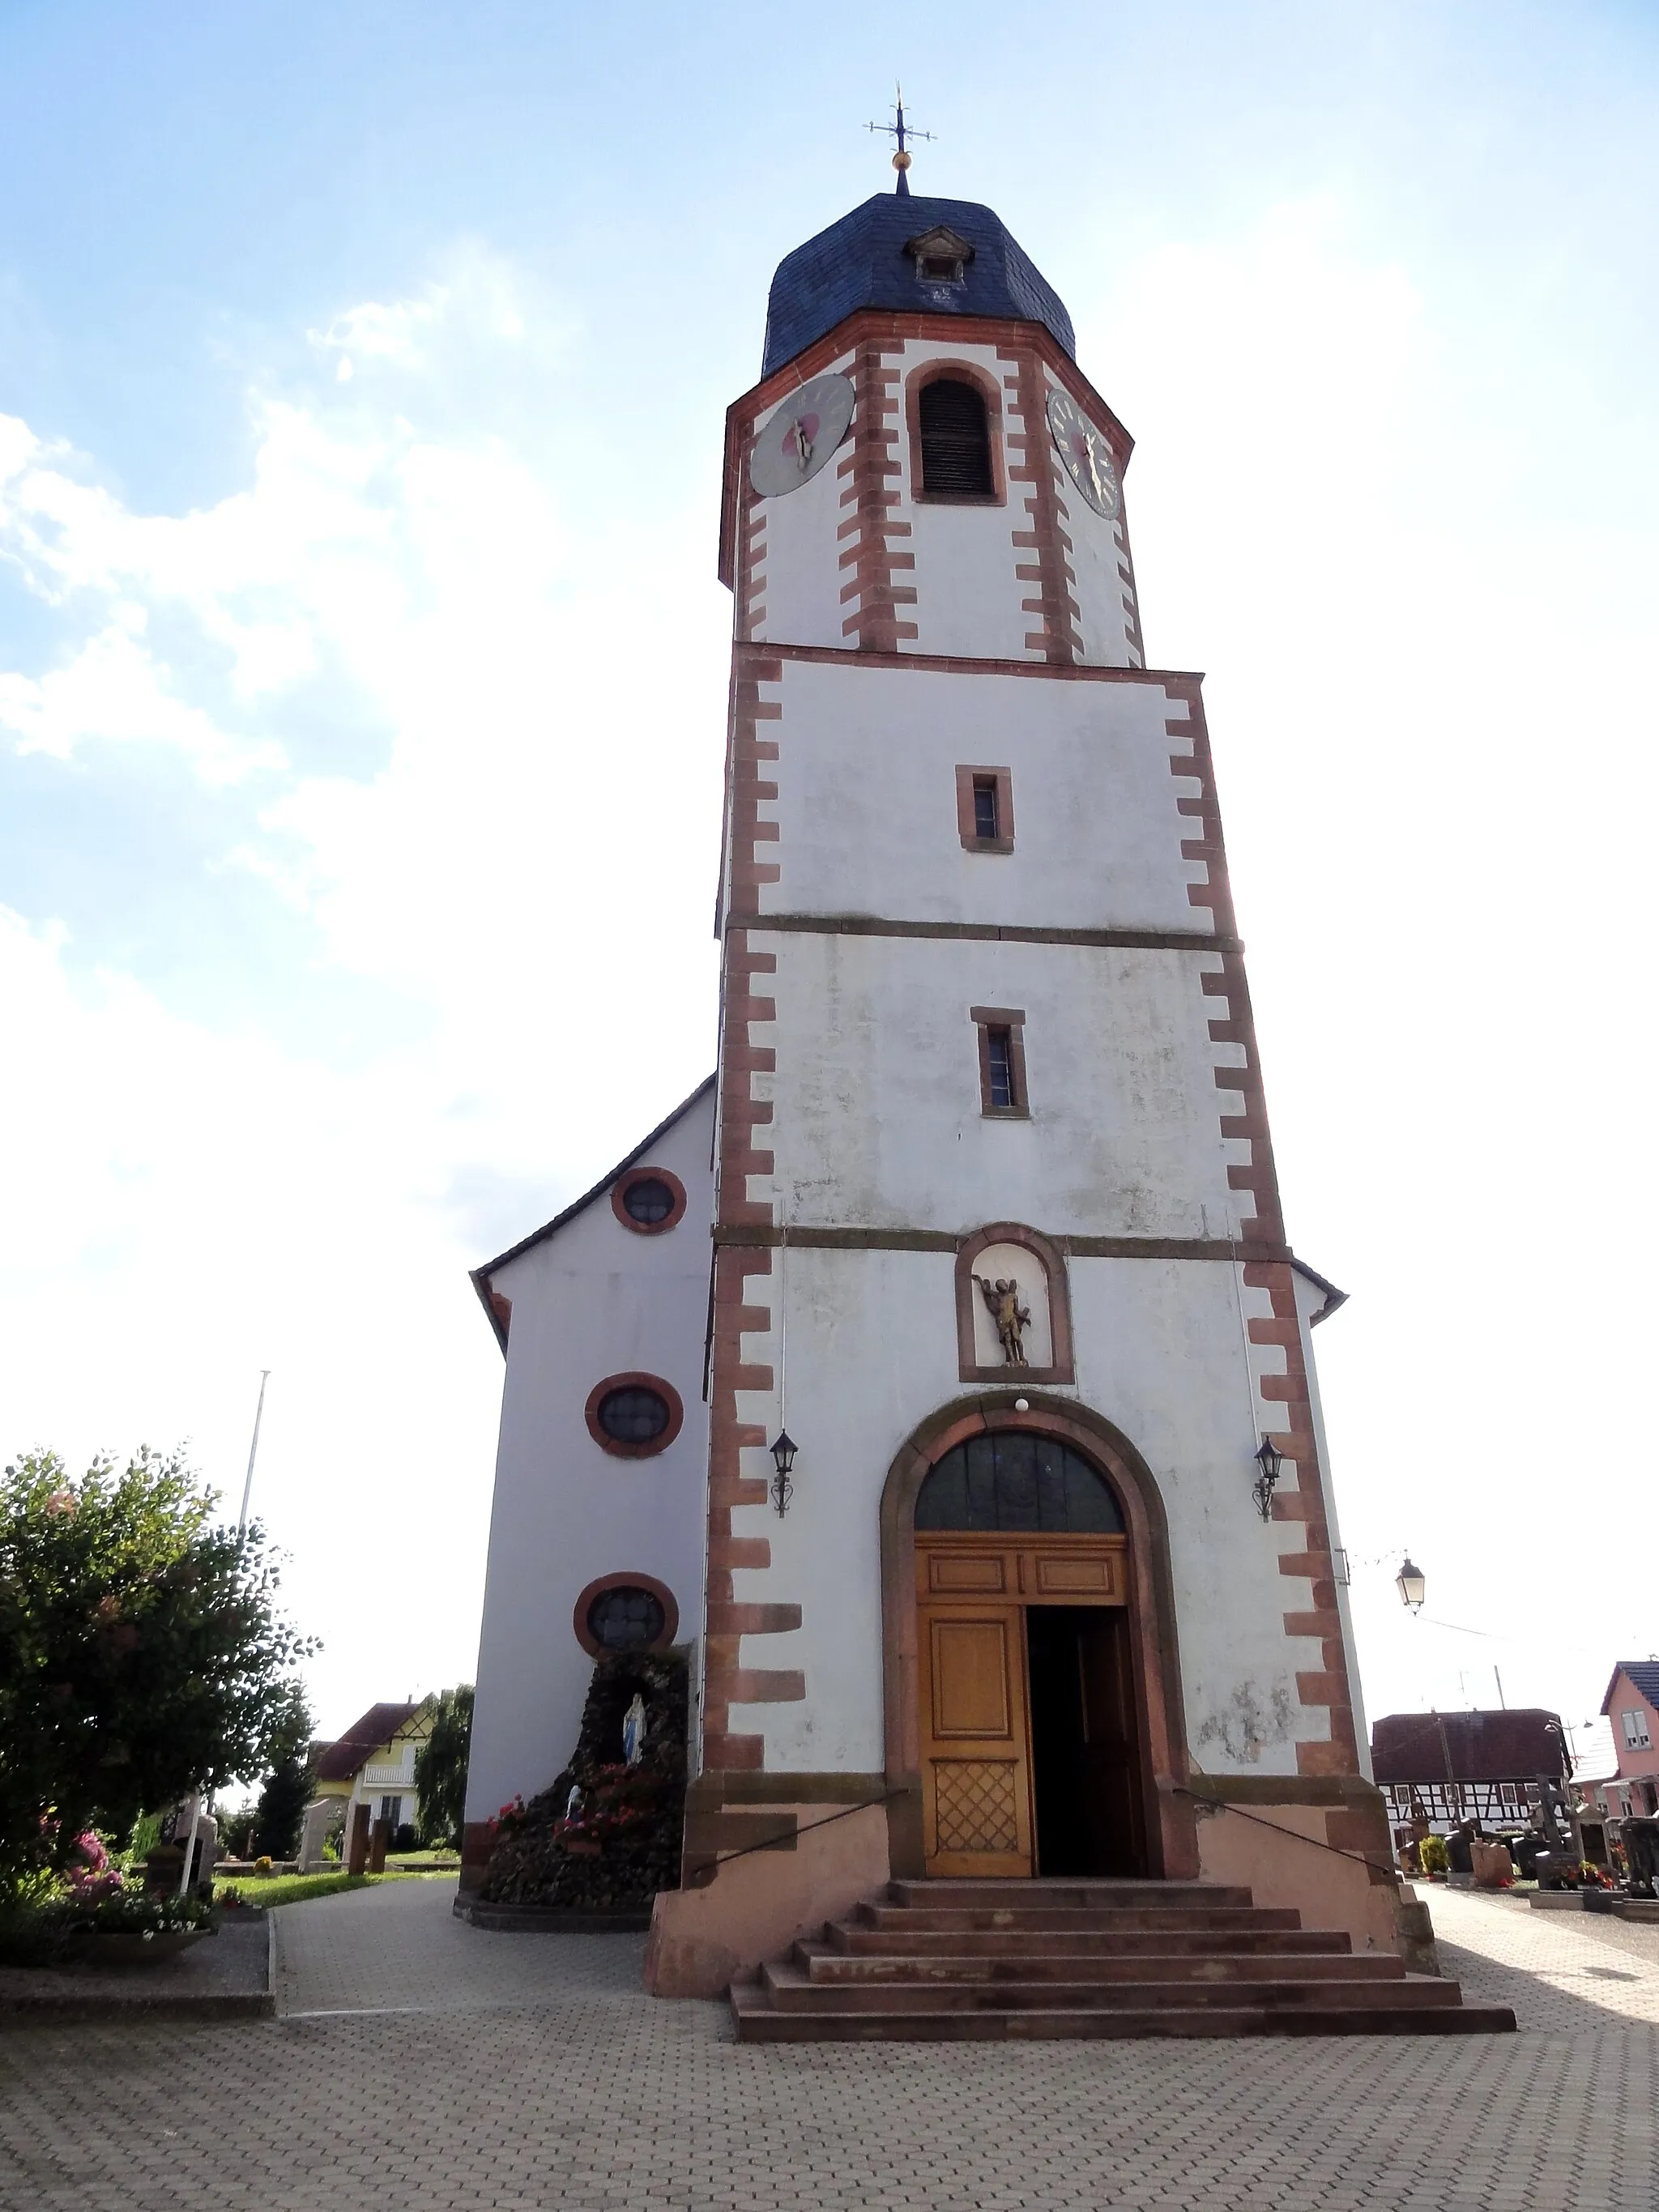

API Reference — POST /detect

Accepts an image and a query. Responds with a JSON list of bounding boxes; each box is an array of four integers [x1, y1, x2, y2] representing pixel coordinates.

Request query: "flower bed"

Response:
[[478, 1649, 688, 1913], [1, 1829, 216, 1967]]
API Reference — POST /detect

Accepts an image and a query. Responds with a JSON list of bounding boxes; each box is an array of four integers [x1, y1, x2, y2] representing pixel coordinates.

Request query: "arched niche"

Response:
[[878, 1392, 1197, 1883], [956, 1222, 1073, 1385]]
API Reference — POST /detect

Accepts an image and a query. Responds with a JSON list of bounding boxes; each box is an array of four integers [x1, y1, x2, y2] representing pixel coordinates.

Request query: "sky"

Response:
[[1, 1, 1655, 1768]]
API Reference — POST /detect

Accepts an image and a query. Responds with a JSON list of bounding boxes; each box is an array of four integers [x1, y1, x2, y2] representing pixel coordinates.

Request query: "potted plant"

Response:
[[57, 1886, 215, 1961], [51, 1836, 216, 1961]]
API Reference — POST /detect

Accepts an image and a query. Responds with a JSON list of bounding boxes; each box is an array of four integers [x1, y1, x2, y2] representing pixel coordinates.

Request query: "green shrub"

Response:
[[124, 1811, 162, 1870], [1418, 1835, 1450, 1876]]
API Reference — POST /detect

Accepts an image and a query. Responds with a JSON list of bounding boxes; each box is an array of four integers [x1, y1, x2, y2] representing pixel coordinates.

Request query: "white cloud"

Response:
[[0, 252, 724, 1731], [0, 612, 284, 782]]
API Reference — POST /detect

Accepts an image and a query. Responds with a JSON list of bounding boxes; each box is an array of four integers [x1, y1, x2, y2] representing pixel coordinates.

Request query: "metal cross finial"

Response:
[[867, 83, 935, 197]]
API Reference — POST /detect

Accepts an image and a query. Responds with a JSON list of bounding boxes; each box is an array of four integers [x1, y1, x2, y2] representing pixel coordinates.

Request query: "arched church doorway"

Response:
[[913, 1430, 1148, 1879]]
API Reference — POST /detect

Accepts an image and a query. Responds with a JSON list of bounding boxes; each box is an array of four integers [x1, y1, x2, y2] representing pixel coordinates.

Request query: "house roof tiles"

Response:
[[314, 1701, 426, 1784], [1601, 1661, 1659, 1715], [1371, 1708, 1568, 1784]]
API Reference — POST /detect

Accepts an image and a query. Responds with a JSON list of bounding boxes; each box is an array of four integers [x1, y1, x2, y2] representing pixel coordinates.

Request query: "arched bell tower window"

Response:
[[916, 1431, 1124, 1534], [919, 377, 995, 498]]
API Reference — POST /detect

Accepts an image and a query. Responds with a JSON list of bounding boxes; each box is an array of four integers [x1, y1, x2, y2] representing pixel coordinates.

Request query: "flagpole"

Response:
[[238, 1370, 271, 1537]]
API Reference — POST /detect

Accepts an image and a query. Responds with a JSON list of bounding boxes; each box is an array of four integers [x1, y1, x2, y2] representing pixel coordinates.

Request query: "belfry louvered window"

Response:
[[919, 377, 994, 497]]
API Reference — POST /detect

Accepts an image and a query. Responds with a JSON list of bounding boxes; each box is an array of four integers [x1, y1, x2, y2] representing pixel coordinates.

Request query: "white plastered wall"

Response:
[[1045, 365, 1142, 670], [746, 345, 855, 652], [750, 930, 1250, 1241], [744, 333, 1142, 667], [721, 1245, 1329, 1778], [756, 658, 1205, 933], [893, 335, 1030, 663], [463, 1093, 714, 1826], [1293, 1265, 1371, 1781]]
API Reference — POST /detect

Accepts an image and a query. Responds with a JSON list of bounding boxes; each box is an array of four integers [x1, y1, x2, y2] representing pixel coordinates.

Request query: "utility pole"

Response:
[[238, 1370, 271, 1538], [206, 1370, 272, 1856]]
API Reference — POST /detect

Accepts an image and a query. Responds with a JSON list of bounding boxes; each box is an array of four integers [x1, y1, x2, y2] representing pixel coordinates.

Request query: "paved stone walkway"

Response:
[[2, 1878, 1656, 2211]]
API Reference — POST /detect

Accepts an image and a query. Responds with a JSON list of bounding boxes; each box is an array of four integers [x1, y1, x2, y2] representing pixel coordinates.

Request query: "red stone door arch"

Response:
[[879, 1393, 1198, 1882]]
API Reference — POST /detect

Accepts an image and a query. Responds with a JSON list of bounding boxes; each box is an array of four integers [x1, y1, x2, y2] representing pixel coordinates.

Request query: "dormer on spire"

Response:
[[905, 224, 975, 286]]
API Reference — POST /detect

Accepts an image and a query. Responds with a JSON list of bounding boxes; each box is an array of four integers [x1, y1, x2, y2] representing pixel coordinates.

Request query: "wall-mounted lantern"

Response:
[[1252, 1434, 1284, 1521], [1396, 1556, 1427, 1613], [769, 1430, 797, 1518]]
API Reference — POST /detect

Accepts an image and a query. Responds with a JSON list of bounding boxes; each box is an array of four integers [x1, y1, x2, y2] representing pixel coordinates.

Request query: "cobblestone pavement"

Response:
[[2, 1878, 1657, 2212]]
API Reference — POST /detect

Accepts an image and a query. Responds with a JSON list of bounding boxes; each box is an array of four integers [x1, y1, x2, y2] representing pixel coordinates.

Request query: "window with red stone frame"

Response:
[[905, 360, 1007, 507], [971, 1006, 1029, 1118], [955, 764, 1014, 854]]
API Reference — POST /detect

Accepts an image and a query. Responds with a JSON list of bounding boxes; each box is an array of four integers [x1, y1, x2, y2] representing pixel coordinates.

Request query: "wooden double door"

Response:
[[916, 1530, 1145, 1878]]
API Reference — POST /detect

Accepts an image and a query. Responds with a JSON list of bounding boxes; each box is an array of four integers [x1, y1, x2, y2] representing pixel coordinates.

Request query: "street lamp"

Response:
[[1396, 1556, 1426, 1613], [1252, 1435, 1284, 1521], [769, 1430, 797, 1518]]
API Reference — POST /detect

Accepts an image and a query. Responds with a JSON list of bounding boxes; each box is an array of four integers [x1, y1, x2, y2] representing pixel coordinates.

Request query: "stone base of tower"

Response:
[[644, 1774, 1428, 1999], [643, 1786, 893, 1999], [1185, 1777, 1431, 1971]]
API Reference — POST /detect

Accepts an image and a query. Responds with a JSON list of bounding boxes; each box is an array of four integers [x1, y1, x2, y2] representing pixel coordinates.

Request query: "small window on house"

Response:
[[1623, 1709, 1653, 1750], [972, 1006, 1028, 1117], [612, 1166, 687, 1234], [919, 377, 994, 497], [919, 254, 961, 282], [586, 1584, 667, 1652], [956, 765, 1013, 851], [987, 1028, 1016, 1110], [622, 1176, 675, 1225], [596, 1386, 671, 1446]]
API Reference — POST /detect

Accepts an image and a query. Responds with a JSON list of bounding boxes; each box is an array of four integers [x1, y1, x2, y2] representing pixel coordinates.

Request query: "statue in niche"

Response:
[[974, 1274, 1031, 1366], [621, 1693, 647, 1768]]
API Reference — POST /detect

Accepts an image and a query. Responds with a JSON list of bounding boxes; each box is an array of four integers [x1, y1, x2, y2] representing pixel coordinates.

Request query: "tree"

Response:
[[415, 1684, 474, 1849], [254, 1686, 317, 1861], [0, 1447, 318, 1882]]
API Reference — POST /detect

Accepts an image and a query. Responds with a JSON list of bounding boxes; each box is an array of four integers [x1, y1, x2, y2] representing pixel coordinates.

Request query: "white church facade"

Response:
[[463, 170, 1417, 2004]]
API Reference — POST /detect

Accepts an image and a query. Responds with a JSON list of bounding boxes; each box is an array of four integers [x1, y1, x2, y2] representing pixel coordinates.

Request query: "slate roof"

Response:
[[761, 193, 1075, 377], [1601, 1660, 1659, 1715], [315, 1701, 427, 1784], [1371, 1708, 1569, 1784]]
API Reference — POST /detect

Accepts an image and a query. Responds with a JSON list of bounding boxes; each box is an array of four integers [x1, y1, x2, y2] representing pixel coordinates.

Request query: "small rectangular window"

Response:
[[986, 1027, 1014, 1107], [971, 1005, 1028, 1117], [955, 765, 1014, 851], [1623, 1710, 1652, 1750]]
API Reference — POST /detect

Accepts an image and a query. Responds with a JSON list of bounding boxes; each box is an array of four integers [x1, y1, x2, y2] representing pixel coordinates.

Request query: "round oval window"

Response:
[[622, 1176, 676, 1225], [596, 1386, 671, 1447], [586, 1584, 667, 1652]]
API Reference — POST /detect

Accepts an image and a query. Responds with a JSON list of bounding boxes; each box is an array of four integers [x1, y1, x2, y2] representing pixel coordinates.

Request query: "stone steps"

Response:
[[854, 1903, 1307, 1935], [827, 1922, 1350, 1957], [729, 1988, 1520, 2041], [759, 1961, 1466, 2013], [794, 1940, 1408, 1984], [728, 1877, 1517, 2043]]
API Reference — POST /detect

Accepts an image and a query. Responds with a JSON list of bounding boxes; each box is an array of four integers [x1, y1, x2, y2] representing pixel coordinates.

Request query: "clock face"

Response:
[[1046, 388, 1120, 519], [749, 373, 856, 499]]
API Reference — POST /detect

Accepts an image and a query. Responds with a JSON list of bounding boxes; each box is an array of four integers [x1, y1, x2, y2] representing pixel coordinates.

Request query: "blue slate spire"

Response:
[[761, 193, 1076, 379]]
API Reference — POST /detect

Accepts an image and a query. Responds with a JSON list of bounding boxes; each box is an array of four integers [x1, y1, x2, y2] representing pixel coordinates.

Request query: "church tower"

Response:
[[644, 161, 1401, 1994]]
